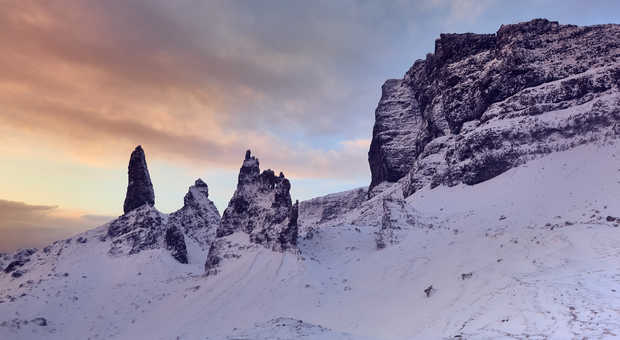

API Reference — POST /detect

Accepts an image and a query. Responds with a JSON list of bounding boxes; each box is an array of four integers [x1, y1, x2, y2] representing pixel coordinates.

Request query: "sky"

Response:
[[1, 0, 618, 252]]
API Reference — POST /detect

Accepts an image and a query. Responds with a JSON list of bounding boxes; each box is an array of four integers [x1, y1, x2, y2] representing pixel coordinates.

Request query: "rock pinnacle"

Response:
[[123, 145, 155, 213]]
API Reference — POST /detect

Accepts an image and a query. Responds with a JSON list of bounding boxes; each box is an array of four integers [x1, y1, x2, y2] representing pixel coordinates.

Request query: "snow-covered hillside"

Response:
[[1, 140, 618, 339], [2, 18, 619, 339]]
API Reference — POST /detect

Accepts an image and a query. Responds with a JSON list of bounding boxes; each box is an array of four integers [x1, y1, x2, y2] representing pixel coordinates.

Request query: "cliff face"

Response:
[[216, 150, 298, 251], [368, 19, 620, 196], [206, 150, 298, 275], [167, 179, 220, 249]]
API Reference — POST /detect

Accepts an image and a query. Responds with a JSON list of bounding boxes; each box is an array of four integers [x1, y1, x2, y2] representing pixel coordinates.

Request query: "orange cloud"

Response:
[[0, 0, 372, 179]]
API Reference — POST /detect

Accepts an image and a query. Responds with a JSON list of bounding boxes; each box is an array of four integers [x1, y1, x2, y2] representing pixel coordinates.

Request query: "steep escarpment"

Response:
[[368, 19, 620, 196]]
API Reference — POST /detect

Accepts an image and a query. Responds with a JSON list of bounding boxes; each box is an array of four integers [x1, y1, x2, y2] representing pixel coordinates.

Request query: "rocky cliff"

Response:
[[368, 19, 619, 196], [205, 150, 298, 275], [167, 179, 220, 249], [216, 150, 298, 251], [107, 147, 220, 263]]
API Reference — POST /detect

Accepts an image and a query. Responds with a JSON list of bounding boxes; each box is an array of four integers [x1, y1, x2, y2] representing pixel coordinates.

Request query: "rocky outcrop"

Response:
[[107, 146, 220, 263], [108, 205, 166, 256], [368, 19, 620, 196], [299, 187, 367, 230], [205, 150, 299, 275], [2, 248, 36, 278], [123, 146, 155, 213], [206, 150, 298, 274], [167, 179, 220, 249], [216, 150, 297, 251], [278, 200, 299, 251], [165, 225, 188, 264]]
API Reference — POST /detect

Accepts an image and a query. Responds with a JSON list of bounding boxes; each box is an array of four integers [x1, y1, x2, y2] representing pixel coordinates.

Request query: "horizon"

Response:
[[2, 0, 620, 252]]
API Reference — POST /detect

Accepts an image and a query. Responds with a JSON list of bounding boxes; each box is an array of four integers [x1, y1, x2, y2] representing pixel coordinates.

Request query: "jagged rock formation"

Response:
[[368, 19, 620, 196], [167, 179, 220, 248], [216, 150, 297, 251], [206, 150, 298, 274], [107, 146, 220, 263], [108, 205, 166, 256], [123, 146, 155, 213]]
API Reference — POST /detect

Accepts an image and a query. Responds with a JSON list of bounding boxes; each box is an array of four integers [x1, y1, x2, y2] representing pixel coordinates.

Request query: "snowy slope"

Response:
[[1, 141, 619, 339]]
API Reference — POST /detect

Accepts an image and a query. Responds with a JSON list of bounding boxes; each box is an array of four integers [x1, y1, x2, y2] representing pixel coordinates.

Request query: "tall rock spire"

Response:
[[123, 145, 155, 214]]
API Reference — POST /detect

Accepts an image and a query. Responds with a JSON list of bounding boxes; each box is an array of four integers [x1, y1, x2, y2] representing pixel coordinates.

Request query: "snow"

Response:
[[213, 317, 378, 340], [1, 141, 619, 339]]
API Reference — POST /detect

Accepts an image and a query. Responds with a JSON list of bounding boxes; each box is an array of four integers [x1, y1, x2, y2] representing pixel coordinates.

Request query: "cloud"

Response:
[[4, 0, 435, 182], [1, 0, 408, 180], [0, 0, 533, 186], [445, 0, 495, 22], [0, 199, 113, 252]]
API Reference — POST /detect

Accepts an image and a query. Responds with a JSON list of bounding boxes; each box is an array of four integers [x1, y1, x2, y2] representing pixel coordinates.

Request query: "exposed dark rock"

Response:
[[204, 240, 223, 275], [206, 150, 298, 274], [216, 150, 297, 251], [14, 248, 36, 259], [461, 272, 474, 280], [108, 205, 165, 257], [168, 179, 220, 249], [108, 182, 220, 263], [3, 248, 36, 275], [123, 145, 155, 214], [30, 317, 47, 326], [109, 147, 220, 263], [368, 19, 620, 196], [165, 226, 188, 264], [424, 285, 434, 297], [4, 260, 28, 274], [278, 200, 299, 251]]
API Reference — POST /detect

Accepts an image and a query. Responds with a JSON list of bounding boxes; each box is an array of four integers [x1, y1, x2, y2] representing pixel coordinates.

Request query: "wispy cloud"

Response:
[[0, 0, 508, 182], [0, 0, 400, 180]]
